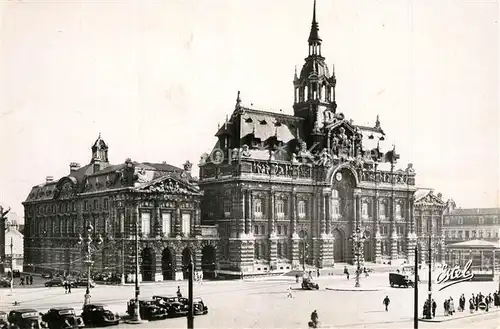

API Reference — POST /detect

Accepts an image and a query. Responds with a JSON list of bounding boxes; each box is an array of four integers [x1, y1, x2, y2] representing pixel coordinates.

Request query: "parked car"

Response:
[[389, 272, 414, 288], [81, 304, 119, 327], [0, 311, 8, 329], [12, 269, 21, 278], [301, 277, 319, 290], [162, 296, 208, 316], [126, 299, 168, 321], [44, 278, 65, 287], [0, 277, 11, 288], [41, 273, 53, 279], [41, 307, 84, 329], [152, 296, 188, 317], [7, 309, 46, 329], [72, 277, 96, 288]]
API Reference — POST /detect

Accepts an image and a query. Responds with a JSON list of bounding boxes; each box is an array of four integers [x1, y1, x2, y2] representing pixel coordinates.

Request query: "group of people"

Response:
[[423, 290, 500, 318], [19, 275, 34, 286]]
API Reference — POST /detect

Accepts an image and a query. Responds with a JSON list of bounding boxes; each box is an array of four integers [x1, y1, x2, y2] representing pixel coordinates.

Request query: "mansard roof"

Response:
[[24, 159, 192, 202], [447, 208, 500, 216], [447, 239, 500, 249]]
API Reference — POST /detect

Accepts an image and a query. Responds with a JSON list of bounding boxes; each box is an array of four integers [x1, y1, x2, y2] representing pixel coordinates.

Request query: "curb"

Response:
[[418, 309, 500, 323], [325, 287, 380, 292]]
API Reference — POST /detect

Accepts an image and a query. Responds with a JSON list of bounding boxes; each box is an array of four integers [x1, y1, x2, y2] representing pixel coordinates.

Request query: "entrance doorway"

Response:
[[161, 248, 174, 280], [332, 229, 345, 262], [201, 245, 216, 279], [140, 248, 155, 281]]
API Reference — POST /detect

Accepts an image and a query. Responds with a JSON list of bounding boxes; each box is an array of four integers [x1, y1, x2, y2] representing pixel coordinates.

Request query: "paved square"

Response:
[[1, 273, 499, 328]]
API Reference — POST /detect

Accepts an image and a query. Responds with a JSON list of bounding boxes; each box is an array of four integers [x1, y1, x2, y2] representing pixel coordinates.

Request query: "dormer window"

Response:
[[245, 118, 253, 123], [260, 120, 267, 125]]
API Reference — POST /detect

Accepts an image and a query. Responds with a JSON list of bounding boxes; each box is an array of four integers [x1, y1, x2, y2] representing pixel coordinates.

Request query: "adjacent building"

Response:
[[198, 1, 421, 276], [23, 135, 218, 281], [4, 217, 24, 273]]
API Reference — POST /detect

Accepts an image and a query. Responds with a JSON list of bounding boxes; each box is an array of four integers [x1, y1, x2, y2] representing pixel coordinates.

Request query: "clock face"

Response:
[[335, 172, 343, 181]]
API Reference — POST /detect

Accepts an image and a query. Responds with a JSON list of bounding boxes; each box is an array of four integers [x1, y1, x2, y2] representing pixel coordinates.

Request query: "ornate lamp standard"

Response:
[[77, 224, 103, 307], [416, 233, 444, 319], [349, 226, 366, 288]]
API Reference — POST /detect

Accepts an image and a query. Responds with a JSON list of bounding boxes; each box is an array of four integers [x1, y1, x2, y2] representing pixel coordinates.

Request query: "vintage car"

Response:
[[44, 278, 65, 287], [72, 278, 96, 288], [41, 307, 84, 329], [41, 273, 53, 279], [81, 304, 119, 326], [389, 272, 414, 288], [301, 277, 319, 290], [0, 311, 8, 329], [7, 309, 46, 329], [126, 299, 168, 321], [152, 296, 189, 317], [0, 277, 11, 288]]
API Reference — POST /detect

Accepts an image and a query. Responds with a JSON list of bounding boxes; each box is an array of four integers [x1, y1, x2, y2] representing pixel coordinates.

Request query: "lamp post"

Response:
[[126, 207, 144, 324], [187, 253, 194, 329], [413, 245, 418, 329], [350, 226, 366, 288], [77, 224, 103, 307]]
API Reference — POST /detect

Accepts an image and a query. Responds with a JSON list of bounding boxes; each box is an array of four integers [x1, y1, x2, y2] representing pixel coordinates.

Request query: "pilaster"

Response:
[[174, 203, 181, 237], [154, 251, 163, 281]]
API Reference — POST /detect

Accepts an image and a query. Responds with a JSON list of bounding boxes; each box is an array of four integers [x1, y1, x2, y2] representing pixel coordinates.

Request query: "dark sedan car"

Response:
[[81, 304, 119, 327], [7, 309, 46, 329], [152, 296, 188, 318], [0, 311, 8, 329], [41, 307, 84, 329], [126, 299, 167, 321], [44, 278, 65, 287], [72, 278, 96, 288], [153, 296, 208, 316]]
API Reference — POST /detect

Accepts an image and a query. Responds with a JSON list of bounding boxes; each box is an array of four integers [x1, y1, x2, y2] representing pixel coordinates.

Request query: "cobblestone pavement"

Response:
[[0, 273, 498, 328]]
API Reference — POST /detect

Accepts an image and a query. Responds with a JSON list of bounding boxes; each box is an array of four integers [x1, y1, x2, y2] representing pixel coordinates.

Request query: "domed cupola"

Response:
[[293, 0, 337, 144]]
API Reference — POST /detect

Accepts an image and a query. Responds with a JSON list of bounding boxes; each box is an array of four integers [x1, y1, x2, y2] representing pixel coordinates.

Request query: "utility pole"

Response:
[[426, 234, 432, 319], [413, 245, 418, 329], [9, 237, 13, 296], [187, 254, 194, 329]]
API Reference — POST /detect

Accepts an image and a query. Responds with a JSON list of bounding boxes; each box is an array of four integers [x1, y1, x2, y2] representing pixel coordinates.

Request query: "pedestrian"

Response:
[[309, 310, 319, 328], [64, 281, 68, 294], [316, 269, 320, 277], [383, 295, 390, 311], [443, 299, 449, 316], [469, 298, 475, 313], [29, 275, 33, 285], [68, 282, 72, 294], [296, 274, 299, 283], [176, 286, 182, 297], [459, 294, 466, 312], [287, 286, 293, 298], [20, 277, 24, 286], [431, 299, 437, 318], [448, 297, 455, 315]]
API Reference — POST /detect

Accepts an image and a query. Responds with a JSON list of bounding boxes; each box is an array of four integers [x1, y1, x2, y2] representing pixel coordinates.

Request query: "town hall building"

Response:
[[198, 1, 428, 276]]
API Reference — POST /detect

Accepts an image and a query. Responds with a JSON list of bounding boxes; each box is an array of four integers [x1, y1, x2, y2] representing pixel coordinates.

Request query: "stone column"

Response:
[[320, 193, 327, 236], [175, 203, 181, 237], [291, 190, 300, 268], [154, 250, 163, 282], [270, 192, 276, 235], [244, 190, 251, 235], [325, 194, 331, 235], [155, 204, 161, 237], [291, 190, 297, 236], [238, 190, 245, 237], [268, 191, 277, 267], [174, 249, 183, 281], [193, 208, 199, 237], [249, 192, 254, 235]]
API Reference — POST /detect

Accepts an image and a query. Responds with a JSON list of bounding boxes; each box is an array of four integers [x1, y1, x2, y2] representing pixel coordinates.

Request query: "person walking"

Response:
[[469, 298, 475, 313], [67, 282, 72, 294], [309, 310, 319, 328], [448, 297, 455, 315], [176, 286, 182, 298], [29, 275, 33, 285], [63, 281, 68, 294], [443, 299, 449, 316], [431, 299, 437, 318], [383, 296, 390, 311]]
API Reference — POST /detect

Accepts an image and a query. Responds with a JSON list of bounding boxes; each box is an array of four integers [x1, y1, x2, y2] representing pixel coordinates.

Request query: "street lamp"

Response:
[[77, 224, 103, 307], [126, 207, 144, 325], [349, 226, 366, 288]]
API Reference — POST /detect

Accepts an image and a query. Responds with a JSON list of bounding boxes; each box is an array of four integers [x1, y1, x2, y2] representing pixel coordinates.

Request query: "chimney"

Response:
[[46, 176, 54, 183], [70, 162, 81, 173]]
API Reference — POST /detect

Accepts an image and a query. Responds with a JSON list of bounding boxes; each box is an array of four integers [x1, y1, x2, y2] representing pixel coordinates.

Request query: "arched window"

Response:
[[276, 199, 285, 218]]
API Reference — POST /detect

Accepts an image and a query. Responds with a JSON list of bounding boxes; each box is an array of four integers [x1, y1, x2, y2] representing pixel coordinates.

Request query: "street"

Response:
[[1, 273, 499, 328]]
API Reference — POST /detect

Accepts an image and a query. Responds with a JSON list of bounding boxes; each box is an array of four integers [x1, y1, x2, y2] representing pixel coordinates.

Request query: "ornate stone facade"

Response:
[[198, 2, 418, 275], [23, 136, 218, 281]]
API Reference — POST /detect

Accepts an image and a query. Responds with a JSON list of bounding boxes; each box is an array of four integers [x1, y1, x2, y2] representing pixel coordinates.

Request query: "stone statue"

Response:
[[241, 145, 251, 157], [297, 140, 314, 162], [318, 148, 332, 167], [183, 160, 193, 172], [405, 163, 415, 174]]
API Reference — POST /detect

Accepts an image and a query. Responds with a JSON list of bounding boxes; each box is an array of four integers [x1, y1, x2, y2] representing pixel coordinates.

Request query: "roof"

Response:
[[24, 159, 194, 203], [447, 208, 500, 216], [50, 307, 74, 311], [10, 309, 37, 313], [446, 239, 500, 249]]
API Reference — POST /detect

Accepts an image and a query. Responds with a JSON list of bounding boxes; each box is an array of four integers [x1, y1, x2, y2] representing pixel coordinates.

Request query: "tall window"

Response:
[[162, 212, 171, 236], [298, 201, 306, 218], [254, 199, 262, 218], [362, 202, 369, 218], [276, 200, 285, 218], [141, 212, 151, 236], [223, 199, 231, 217], [396, 204, 402, 218], [119, 212, 125, 233], [182, 213, 191, 236], [379, 203, 386, 218]]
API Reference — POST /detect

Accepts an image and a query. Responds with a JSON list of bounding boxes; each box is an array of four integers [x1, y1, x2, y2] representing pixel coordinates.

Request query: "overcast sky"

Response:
[[0, 0, 498, 216]]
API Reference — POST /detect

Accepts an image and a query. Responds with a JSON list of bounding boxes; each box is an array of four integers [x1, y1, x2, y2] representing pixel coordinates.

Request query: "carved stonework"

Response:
[[142, 178, 195, 195]]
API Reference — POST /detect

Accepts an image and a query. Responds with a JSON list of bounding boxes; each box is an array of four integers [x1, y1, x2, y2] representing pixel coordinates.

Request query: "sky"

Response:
[[0, 0, 498, 217]]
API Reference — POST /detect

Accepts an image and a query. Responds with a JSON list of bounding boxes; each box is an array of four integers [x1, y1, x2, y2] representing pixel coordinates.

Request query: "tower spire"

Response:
[[308, 0, 322, 46]]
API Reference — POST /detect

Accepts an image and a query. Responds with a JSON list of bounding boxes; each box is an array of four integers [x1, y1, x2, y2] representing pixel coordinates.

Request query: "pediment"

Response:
[[325, 119, 357, 135], [136, 175, 202, 195], [415, 191, 445, 206]]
